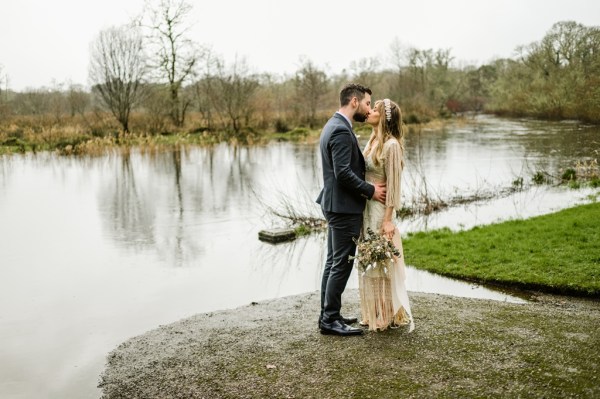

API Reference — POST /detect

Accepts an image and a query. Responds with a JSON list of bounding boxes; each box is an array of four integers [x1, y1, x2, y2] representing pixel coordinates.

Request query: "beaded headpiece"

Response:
[[383, 99, 392, 122]]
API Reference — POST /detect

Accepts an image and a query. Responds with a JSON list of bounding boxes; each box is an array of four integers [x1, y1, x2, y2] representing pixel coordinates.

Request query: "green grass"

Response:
[[404, 202, 600, 296]]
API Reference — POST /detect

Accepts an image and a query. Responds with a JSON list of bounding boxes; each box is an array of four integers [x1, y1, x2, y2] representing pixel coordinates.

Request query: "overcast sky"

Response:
[[1, 0, 599, 91]]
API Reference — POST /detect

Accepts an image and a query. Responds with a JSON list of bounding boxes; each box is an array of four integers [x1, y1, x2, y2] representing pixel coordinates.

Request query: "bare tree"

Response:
[[140, 84, 171, 134], [89, 25, 147, 132], [389, 37, 407, 101], [294, 58, 328, 128], [192, 50, 219, 131], [48, 81, 67, 124], [389, 38, 406, 74], [350, 57, 381, 87], [213, 57, 259, 135], [67, 83, 90, 117], [144, 0, 201, 127], [20, 89, 50, 115]]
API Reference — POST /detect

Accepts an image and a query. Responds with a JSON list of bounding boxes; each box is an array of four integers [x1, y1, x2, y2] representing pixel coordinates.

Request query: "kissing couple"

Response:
[[316, 83, 414, 336]]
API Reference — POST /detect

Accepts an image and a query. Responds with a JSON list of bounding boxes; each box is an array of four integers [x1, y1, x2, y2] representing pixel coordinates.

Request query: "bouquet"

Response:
[[350, 227, 401, 274]]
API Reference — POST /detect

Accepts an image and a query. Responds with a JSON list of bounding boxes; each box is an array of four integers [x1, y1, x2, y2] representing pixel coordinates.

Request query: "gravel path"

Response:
[[99, 290, 600, 398]]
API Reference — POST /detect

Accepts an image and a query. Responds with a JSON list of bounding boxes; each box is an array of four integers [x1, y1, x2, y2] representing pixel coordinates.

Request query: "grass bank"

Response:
[[0, 116, 461, 156], [0, 124, 321, 156], [99, 291, 600, 398], [404, 202, 600, 296]]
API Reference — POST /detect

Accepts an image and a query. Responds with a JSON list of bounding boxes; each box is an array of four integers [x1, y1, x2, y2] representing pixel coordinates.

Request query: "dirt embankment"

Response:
[[99, 290, 600, 398]]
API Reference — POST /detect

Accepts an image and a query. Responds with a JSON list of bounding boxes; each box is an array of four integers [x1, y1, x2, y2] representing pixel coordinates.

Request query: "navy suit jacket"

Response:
[[316, 113, 375, 214]]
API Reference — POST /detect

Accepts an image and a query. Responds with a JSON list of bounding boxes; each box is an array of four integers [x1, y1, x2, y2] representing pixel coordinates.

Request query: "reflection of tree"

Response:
[[399, 117, 600, 202], [172, 148, 185, 265], [102, 151, 155, 249], [511, 119, 600, 170], [152, 148, 203, 267], [143, 145, 264, 267], [98, 142, 342, 270], [215, 144, 261, 213], [0, 156, 12, 192], [462, 117, 600, 180]]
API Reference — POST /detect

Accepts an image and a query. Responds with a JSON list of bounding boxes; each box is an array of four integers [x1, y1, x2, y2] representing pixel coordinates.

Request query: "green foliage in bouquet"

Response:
[[350, 227, 401, 274]]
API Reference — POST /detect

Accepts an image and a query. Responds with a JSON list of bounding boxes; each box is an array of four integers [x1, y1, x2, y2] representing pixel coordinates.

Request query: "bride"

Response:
[[358, 98, 414, 332]]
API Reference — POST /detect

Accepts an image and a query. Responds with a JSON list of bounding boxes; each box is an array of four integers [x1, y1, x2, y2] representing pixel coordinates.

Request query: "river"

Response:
[[0, 115, 598, 398]]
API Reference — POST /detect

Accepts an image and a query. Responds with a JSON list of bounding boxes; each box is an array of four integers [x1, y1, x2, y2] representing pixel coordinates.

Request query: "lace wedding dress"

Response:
[[358, 137, 414, 332]]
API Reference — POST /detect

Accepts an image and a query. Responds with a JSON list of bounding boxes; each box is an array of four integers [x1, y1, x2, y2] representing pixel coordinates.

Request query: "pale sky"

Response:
[[1, 0, 599, 91]]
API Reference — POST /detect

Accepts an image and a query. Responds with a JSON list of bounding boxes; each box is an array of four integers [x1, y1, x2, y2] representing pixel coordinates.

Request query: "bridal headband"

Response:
[[383, 99, 392, 122]]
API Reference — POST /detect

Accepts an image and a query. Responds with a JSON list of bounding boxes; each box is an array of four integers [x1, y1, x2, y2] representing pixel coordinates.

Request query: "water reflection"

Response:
[[0, 116, 598, 399], [401, 116, 599, 199], [102, 152, 155, 250]]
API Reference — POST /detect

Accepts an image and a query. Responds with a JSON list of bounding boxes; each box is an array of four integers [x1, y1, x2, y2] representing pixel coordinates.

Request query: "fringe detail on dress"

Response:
[[359, 270, 411, 331], [358, 231, 415, 332], [359, 273, 391, 331]]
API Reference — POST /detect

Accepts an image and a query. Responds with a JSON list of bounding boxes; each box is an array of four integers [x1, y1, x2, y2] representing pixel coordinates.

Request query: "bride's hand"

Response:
[[381, 221, 395, 239]]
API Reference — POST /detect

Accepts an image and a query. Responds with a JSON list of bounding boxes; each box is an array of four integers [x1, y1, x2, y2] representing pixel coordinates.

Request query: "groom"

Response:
[[316, 83, 386, 336]]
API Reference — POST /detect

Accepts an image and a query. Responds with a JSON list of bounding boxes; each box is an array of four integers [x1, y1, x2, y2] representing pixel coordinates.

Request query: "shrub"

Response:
[[274, 118, 289, 133], [289, 127, 309, 136], [512, 177, 524, 188], [561, 168, 577, 181], [405, 113, 421, 124], [532, 171, 547, 185], [294, 224, 311, 237], [568, 181, 581, 189]]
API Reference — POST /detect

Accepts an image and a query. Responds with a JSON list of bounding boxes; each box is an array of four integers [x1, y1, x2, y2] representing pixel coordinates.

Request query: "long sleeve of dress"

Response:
[[383, 139, 403, 210]]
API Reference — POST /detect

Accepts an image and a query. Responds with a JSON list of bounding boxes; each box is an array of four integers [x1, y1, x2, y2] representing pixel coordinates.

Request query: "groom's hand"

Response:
[[372, 183, 386, 204]]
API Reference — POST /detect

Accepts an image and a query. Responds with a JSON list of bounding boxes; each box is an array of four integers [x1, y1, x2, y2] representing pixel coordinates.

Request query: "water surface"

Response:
[[0, 116, 598, 398]]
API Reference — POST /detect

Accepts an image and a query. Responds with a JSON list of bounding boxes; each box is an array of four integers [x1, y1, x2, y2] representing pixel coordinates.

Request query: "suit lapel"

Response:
[[334, 113, 359, 147], [332, 113, 366, 177]]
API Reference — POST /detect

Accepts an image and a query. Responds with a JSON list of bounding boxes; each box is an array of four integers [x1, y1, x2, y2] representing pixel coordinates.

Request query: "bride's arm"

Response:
[[383, 139, 403, 210], [382, 139, 403, 239], [382, 206, 395, 239]]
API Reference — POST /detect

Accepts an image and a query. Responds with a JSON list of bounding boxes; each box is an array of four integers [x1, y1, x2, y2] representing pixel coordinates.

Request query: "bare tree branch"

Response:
[[142, 0, 202, 127], [89, 25, 147, 132]]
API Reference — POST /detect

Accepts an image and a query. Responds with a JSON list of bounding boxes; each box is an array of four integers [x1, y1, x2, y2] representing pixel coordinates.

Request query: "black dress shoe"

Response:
[[320, 320, 363, 336], [318, 316, 357, 326]]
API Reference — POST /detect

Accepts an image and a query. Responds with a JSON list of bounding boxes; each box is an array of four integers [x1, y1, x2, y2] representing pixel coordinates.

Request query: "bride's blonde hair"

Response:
[[365, 99, 405, 167]]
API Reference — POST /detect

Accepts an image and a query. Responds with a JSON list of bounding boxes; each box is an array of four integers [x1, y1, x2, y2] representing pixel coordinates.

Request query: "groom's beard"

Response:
[[353, 111, 368, 122]]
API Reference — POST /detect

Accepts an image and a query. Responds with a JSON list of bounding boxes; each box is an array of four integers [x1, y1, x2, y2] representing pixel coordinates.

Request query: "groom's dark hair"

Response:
[[339, 83, 372, 106]]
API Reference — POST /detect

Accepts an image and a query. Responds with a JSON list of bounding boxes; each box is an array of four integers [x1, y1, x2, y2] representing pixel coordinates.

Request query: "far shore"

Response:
[[0, 114, 464, 156]]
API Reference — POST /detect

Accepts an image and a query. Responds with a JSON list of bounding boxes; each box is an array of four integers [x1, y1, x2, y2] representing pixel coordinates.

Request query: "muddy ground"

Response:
[[99, 290, 599, 398]]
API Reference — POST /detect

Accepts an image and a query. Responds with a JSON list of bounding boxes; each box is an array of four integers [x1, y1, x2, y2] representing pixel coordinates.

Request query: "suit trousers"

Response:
[[320, 211, 363, 323]]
